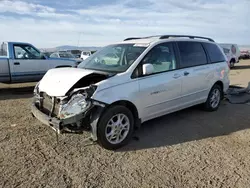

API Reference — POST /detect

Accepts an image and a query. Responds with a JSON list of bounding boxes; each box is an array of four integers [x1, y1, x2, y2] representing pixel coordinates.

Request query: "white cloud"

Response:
[[0, 0, 249, 48], [0, 0, 55, 14], [0, 0, 73, 18]]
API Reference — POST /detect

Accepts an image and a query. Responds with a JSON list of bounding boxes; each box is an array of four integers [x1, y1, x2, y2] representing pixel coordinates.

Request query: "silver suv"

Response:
[[32, 35, 230, 150]]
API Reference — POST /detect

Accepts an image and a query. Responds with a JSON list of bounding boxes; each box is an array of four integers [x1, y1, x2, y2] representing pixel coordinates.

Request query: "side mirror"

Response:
[[142, 64, 154, 75]]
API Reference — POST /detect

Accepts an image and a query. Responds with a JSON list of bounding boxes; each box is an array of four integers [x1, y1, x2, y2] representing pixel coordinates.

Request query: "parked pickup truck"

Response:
[[0, 42, 78, 83]]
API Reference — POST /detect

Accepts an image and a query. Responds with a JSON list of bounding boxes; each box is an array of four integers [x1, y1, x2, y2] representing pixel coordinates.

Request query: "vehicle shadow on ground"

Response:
[[0, 86, 34, 100], [233, 65, 250, 70], [120, 102, 250, 151]]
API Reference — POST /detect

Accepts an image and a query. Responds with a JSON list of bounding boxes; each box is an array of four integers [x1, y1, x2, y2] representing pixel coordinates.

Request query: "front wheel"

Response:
[[97, 105, 134, 150], [203, 84, 222, 111]]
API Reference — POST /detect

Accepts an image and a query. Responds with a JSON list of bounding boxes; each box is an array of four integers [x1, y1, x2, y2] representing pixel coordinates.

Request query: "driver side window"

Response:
[[14, 44, 42, 59], [142, 42, 177, 74]]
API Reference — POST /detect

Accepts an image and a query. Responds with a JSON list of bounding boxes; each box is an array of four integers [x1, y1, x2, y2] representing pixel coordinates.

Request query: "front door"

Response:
[[9, 44, 49, 82], [136, 42, 182, 121]]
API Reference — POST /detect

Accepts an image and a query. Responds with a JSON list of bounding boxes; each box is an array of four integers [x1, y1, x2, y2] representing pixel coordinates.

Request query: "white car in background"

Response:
[[50, 51, 77, 59], [50, 51, 82, 65], [80, 51, 95, 60], [219, 43, 240, 68]]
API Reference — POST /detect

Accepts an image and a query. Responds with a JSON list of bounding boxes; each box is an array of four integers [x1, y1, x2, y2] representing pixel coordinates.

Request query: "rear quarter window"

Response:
[[177, 41, 207, 68], [0, 42, 7, 56], [203, 43, 226, 63]]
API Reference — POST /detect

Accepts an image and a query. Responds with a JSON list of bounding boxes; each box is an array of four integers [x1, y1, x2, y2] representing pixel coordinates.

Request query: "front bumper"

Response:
[[31, 102, 90, 133], [31, 103, 61, 133]]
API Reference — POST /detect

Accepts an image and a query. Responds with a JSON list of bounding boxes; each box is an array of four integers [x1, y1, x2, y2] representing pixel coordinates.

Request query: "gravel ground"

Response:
[[1, 60, 250, 188]]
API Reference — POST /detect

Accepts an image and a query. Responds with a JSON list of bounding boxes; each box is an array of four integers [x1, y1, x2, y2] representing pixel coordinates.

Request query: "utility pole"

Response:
[[77, 32, 83, 49]]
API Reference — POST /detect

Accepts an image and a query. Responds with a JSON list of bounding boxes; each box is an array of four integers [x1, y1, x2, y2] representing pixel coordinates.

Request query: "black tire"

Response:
[[230, 59, 235, 68], [55, 66, 72, 68], [203, 84, 222, 112], [97, 105, 134, 150]]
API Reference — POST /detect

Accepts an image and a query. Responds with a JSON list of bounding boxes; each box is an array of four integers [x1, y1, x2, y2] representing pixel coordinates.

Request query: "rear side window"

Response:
[[14, 44, 42, 59], [0, 42, 7, 56], [203, 43, 226, 63], [177, 42, 207, 68]]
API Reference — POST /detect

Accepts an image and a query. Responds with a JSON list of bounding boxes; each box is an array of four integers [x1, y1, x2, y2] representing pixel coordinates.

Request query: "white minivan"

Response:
[[80, 51, 95, 60], [219, 43, 240, 68], [32, 35, 230, 150]]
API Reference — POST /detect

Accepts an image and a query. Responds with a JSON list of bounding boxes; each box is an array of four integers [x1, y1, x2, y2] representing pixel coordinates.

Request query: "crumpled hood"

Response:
[[38, 68, 95, 96]]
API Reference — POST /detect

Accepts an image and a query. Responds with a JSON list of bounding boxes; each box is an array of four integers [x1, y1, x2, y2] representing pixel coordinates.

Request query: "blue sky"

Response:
[[0, 0, 249, 48]]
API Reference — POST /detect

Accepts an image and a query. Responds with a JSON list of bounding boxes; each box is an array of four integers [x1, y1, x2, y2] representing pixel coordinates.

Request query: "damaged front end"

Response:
[[31, 72, 109, 140]]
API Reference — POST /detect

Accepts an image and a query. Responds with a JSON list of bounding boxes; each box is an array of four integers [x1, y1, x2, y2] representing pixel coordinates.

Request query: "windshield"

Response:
[[78, 44, 146, 72]]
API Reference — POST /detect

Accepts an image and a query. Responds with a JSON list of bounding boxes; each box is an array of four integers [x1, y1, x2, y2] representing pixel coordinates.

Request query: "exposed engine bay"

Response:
[[33, 71, 112, 138]]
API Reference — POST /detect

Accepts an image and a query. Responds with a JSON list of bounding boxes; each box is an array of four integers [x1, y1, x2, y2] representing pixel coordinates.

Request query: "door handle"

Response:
[[14, 62, 20, 65], [184, 71, 190, 76], [173, 73, 181, 79]]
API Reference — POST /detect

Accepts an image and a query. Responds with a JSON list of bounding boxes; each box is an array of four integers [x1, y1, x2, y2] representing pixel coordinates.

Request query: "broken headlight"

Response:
[[33, 81, 40, 94], [59, 93, 91, 119]]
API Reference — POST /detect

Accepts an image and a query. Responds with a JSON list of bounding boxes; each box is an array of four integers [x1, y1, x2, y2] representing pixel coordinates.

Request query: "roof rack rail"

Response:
[[124, 37, 142, 41], [124, 35, 163, 41], [159, 35, 215, 42], [124, 35, 215, 42]]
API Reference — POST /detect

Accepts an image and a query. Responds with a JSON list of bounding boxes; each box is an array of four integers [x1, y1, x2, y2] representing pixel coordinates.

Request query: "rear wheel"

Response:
[[230, 59, 235, 68], [97, 105, 134, 150], [203, 84, 222, 111]]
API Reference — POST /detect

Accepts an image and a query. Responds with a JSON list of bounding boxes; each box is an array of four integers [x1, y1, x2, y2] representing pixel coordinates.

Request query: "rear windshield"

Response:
[[0, 42, 7, 56], [203, 43, 226, 63]]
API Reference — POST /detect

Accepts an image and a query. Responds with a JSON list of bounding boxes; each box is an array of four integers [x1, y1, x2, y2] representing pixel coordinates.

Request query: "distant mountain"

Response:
[[41, 44, 250, 52], [56, 45, 102, 51], [40, 45, 102, 52]]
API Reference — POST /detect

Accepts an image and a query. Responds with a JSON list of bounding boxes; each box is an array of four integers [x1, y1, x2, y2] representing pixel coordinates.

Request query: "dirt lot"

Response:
[[1, 60, 250, 188]]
